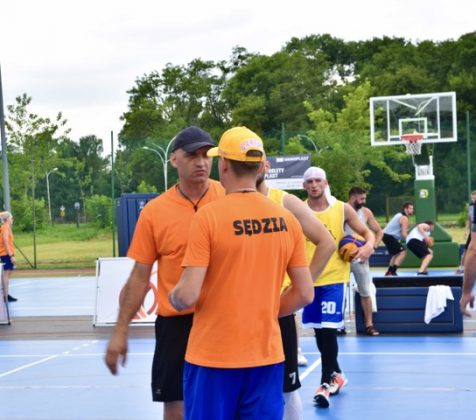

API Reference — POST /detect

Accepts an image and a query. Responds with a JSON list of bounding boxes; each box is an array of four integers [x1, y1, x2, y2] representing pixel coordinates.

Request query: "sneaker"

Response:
[[313, 383, 330, 407], [297, 347, 308, 366], [417, 271, 429, 275], [384, 270, 397, 277], [329, 371, 348, 395], [7, 295, 17, 302], [455, 267, 464, 275], [337, 327, 347, 336]]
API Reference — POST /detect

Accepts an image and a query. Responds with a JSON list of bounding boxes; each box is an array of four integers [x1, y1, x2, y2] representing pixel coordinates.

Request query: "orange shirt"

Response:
[[183, 191, 308, 368], [0, 224, 14, 257], [127, 180, 225, 316]]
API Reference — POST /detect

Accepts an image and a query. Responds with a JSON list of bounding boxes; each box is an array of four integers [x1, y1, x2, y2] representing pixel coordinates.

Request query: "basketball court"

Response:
[[1, 270, 475, 419]]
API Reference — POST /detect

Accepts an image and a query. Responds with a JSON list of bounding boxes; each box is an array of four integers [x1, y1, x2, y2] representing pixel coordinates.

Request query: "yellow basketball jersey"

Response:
[[305, 199, 350, 286]]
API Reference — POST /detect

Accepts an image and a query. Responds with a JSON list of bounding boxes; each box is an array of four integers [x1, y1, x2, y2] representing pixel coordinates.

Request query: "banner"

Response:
[[94, 257, 157, 325], [265, 154, 311, 190]]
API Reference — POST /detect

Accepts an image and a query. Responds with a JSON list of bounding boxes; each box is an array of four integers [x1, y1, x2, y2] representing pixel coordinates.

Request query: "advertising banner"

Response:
[[265, 154, 311, 190]]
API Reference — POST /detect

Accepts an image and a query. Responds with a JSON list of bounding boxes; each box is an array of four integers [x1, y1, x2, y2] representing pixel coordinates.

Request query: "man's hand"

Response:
[[460, 292, 475, 318], [104, 330, 128, 375]]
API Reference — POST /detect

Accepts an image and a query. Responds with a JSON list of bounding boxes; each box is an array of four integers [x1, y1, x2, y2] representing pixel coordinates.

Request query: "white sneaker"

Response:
[[297, 347, 308, 366]]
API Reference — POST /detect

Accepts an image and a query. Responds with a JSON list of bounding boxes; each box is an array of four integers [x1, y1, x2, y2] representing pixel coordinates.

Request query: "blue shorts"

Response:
[[0, 255, 14, 271], [301, 283, 345, 329], [183, 362, 284, 419]]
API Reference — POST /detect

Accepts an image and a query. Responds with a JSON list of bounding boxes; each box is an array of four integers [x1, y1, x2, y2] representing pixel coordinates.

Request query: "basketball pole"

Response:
[[0, 64, 12, 212]]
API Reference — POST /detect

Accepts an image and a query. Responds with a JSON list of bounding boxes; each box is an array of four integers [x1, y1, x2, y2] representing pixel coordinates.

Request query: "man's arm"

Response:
[[168, 267, 207, 311], [461, 231, 476, 317], [283, 193, 336, 279], [344, 203, 375, 263], [105, 261, 153, 375], [279, 266, 314, 317], [364, 207, 383, 247], [400, 215, 410, 240]]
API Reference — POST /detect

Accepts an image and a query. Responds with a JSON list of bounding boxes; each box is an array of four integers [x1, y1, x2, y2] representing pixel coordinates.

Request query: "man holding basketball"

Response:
[[346, 186, 383, 336], [405, 220, 434, 275], [302, 167, 375, 408]]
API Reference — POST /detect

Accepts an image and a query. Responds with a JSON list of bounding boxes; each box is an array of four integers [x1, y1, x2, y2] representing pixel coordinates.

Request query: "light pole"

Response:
[[143, 137, 175, 191], [297, 134, 318, 153], [46, 167, 58, 223]]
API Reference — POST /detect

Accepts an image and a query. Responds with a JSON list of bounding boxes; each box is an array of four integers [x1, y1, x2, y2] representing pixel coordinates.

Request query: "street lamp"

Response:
[[297, 134, 318, 153], [143, 137, 175, 191], [46, 167, 58, 223]]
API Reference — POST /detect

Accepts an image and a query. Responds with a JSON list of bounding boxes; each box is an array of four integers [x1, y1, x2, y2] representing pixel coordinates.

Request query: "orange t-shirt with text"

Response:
[[183, 191, 308, 368], [0, 224, 14, 257], [127, 180, 225, 316]]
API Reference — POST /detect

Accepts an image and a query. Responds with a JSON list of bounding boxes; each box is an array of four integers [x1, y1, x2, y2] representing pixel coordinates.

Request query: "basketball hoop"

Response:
[[401, 133, 423, 155]]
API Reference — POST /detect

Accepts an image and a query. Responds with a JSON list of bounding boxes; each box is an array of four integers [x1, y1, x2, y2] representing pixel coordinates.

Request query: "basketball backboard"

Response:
[[370, 92, 457, 146]]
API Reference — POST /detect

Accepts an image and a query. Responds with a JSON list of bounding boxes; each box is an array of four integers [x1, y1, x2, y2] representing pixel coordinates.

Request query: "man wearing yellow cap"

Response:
[[169, 127, 314, 419]]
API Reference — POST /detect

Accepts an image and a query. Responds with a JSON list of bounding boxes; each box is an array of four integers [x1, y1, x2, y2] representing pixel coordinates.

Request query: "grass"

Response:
[[13, 223, 114, 270]]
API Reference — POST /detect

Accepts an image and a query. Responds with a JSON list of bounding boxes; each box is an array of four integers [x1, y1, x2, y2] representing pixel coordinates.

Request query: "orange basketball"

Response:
[[426, 237, 434, 248]]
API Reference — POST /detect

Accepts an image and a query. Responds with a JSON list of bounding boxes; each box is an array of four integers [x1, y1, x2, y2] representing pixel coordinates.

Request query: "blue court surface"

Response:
[[1, 271, 476, 419]]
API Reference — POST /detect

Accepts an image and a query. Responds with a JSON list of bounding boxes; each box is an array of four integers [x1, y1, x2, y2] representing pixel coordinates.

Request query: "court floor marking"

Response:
[[299, 358, 321, 381], [0, 340, 98, 378]]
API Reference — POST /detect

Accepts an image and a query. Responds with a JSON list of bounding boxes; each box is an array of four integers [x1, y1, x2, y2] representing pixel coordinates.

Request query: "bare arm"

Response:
[[279, 266, 314, 317], [344, 203, 375, 263], [105, 261, 152, 375], [168, 267, 207, 311], [461, 231, 476, 317], [283, 194, 336, 279], [364, 207, 383, 247], [400, 216, 410, 240]]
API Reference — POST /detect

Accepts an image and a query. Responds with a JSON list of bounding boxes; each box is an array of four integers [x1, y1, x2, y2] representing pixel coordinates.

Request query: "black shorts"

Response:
[[151, 314, 193, 402], [382, 234, 405, 256], [407, 238, 430, 259], [279, 314, 301, 392]]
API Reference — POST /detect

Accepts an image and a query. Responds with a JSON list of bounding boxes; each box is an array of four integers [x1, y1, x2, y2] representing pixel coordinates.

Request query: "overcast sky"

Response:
[[1, 0, 474, 156]]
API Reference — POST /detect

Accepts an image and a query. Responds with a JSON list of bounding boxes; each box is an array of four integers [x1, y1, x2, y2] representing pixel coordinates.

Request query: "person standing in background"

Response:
[[0, 211, 17, 302], [456, 191, 476, 274], [346, 186, 383, 336]]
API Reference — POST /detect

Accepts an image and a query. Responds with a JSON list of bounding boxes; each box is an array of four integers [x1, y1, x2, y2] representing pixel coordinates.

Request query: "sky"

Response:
[[1, 0, 474, 156]]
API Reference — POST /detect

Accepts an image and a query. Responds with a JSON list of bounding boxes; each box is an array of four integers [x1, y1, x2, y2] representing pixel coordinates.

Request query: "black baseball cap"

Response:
[[171, 126, 215, 153]]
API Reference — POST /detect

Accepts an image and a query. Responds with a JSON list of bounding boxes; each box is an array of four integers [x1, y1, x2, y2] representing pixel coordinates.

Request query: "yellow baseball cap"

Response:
[[207, 126, 264, 162]]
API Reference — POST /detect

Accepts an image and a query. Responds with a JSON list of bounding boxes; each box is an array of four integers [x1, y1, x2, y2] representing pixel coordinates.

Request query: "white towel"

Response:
[[369, 281, 378, 313], [424, 285, 454, 324]]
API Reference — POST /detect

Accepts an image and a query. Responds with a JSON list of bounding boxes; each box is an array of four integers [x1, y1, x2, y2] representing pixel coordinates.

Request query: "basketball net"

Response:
[[401, 133, 423, 155]]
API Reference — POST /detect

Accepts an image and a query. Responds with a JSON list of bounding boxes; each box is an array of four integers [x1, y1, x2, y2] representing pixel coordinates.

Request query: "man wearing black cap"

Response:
[[105, 126, 225, 420]]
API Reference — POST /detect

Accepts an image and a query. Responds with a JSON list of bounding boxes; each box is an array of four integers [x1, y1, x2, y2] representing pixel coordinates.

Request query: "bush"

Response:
[[11, 195, 47, 231], [85, 195, 112, 228]]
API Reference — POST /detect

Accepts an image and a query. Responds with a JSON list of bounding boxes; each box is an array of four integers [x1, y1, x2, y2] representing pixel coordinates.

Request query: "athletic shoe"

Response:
[[297, 347, 308, 366], [329, 371, 348, 395], [313, 383, 330, 407], [417, 271, 429, 275], [7, 295, 17, 302], [385, 270, 397, 276], [337, 327, 347, 336], [455, 267, 464, 274]]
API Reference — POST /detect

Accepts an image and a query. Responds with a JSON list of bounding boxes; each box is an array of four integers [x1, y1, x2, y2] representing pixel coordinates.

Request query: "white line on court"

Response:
[[302, 351, 476, 356], [0, 340, 99, 377], [299, 358, 321, 381], [0, 352, 154, 358], [0, 354, 59, 378]]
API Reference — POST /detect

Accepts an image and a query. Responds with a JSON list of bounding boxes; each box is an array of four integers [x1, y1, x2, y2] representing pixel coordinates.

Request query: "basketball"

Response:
[[426, 237, 434, 248], [338, 235, 366, 262]]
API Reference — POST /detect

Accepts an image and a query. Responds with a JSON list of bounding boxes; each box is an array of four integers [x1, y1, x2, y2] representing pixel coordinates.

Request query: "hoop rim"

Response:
[[401, 133, 424, 143]]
